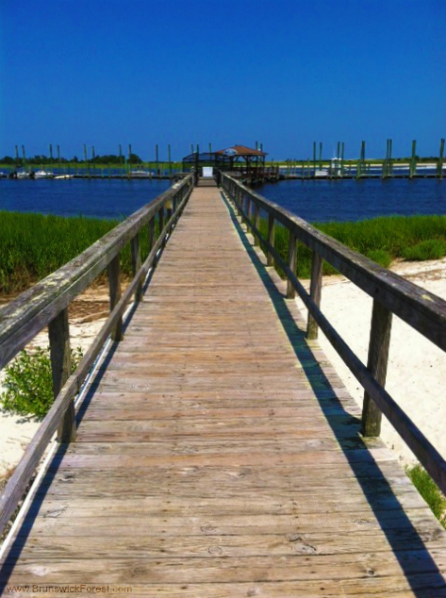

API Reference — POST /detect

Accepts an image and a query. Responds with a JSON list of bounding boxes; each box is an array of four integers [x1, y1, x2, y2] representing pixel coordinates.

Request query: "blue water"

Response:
[[0, 178, 171, 220], [258, 178, 446, 222], [0, 176, 445, 222]]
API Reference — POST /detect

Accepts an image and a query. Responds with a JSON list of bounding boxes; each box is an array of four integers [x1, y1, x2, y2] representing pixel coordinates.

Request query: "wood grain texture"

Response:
[[1, 185, 445, 596], [225, 175, 446, 496], [222, 174, 446, 351], [0, 182, 193, 540], [0, 175, 194, 369]]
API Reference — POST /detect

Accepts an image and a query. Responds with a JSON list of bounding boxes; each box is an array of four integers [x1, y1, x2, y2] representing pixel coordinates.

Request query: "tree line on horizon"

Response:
[[0, 153, 144, 166]]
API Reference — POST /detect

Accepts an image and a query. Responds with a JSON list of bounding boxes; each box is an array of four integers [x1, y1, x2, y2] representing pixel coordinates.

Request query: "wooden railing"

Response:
[[220, 172, 446, 495], [0, 174, 194, 536]]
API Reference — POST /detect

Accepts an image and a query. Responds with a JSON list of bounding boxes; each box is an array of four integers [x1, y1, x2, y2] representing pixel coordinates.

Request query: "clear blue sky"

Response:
[[1, 0, 445, 161]]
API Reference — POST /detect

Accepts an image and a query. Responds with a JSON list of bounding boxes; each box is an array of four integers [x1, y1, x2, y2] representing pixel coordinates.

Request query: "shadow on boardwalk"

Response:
[[221, 191, 446, 596]]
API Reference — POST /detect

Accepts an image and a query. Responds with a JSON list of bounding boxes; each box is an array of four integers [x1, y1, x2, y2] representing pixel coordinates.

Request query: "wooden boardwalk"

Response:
[[1, 184, 446, 596]]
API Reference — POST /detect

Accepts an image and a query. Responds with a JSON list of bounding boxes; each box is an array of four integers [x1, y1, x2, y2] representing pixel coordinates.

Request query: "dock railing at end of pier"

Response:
[[219, 171, 446, 497]]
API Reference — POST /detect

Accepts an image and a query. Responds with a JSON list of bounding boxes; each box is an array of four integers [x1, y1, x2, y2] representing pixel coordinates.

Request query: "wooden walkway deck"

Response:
[[1, 184, 446, 596]]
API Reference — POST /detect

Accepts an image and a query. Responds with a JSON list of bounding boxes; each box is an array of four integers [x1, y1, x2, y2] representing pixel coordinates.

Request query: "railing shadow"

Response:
[[0, 252, 162, 588], [221, 190, 446, 595]]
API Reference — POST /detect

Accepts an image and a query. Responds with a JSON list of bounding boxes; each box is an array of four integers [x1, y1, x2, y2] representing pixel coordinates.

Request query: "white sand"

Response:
[[0, 318, 106, 478], [295, 257, 446, 467], [1, 260, 445, 478]]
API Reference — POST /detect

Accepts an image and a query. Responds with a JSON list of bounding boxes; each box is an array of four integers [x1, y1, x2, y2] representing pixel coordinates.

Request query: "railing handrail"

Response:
[[0, 176, 193, 369], [220, 172, 446, 496], [222, 175, 446, 351], [0, 174, 194, 537]]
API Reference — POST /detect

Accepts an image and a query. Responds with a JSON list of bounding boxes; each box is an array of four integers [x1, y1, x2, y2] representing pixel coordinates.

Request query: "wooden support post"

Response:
[[306, 251, 323, 339], [148, 216, 156, 267], [131, 233, 142, 302], [438, 138, 445, 180], [389, 139, 393, 177], [48, 308, 75, 443], [159, 206, 165, 247], [286, 231, 297, 298], [361, 300, 393, 437], [253, 203, 260, 245], [108, 255, 123, 341], [148, 216, 155, 252], [166, 200, 173, 232], [410, 140, 417, 179], [267, 214, 275, 266], [245, 197, 251, 232], [168, 144, 172, 177]]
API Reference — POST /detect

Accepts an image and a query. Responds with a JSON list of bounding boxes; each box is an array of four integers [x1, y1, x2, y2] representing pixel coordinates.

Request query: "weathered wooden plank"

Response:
[[2, 184, 445, 596], [362, 298, 392, 437], [222, 174, 446, 351], [3, 578, 446, 598], [0, 182, 193, 539], [3, 550, 446, 584], [0, 175, 194, 368]]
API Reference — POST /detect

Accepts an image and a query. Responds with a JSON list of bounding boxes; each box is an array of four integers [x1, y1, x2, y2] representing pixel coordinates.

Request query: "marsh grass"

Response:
[[406, 464, 446, 528], [0, 211, 160, 294], [0, 212, 445, 296], [257, 214, 446, 278]]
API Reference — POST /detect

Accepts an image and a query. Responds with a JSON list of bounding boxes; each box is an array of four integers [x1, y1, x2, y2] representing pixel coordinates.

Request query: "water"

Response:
[[0, 178, 172, 220], [258, 178, 446, 222], [0, 176, 445, 223]]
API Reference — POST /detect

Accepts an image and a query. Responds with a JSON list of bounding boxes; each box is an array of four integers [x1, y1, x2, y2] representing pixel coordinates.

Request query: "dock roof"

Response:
[[215, 144, 267, 157]]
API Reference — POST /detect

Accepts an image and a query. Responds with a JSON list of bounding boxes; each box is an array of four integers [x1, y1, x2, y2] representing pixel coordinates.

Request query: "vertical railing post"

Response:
[[253, 202, 260, 245], [48, 308, 75, 443], [267, 213, 275, 267], [438, 138, 445, 180], [159, 206, 165, 247], [306, 251, 323, 339], [148, 215, 156, 266], [108, 254, 123, 341], [361, 300, 393, 437], [286, 230, 297, 298], [245, 196, 251, 232], [166, 200, 173, 231], [131, 233, 143, 302]]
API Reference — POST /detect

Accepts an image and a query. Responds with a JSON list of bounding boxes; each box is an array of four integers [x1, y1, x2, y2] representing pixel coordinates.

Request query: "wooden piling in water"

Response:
[[410, 140, 417, 179]]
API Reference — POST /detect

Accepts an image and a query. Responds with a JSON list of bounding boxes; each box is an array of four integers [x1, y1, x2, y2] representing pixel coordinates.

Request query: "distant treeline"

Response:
[[0, 153, 143, 166]]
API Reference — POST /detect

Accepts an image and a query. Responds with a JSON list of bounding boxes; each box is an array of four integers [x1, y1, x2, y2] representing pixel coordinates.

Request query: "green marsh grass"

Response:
[[0, 212, 445, 296], [258, 214, 446, 278], [406, 464, 446, 528], [0, 211, 158, 295]]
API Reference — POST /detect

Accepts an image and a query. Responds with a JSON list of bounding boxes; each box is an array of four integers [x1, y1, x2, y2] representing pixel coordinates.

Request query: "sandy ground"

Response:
[[0, 260, 445, 479], [0, 288, 109, 478], [295, 257, 446, 467]]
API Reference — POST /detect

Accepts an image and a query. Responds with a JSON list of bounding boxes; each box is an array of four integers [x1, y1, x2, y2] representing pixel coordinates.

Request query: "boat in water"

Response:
[[34, 170, 54, 179], [15, 170, 32, 179]]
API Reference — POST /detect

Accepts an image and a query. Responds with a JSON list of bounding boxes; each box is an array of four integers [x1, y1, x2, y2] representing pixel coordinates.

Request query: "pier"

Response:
[[1, 174, 446, 595]]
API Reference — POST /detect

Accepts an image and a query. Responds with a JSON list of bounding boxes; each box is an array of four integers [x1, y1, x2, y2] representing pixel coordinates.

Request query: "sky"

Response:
[[0, 0, 445, 161]]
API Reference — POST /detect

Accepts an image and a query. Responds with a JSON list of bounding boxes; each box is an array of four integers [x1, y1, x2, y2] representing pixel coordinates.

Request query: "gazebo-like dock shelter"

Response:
[[182, 144, 274, 184]]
